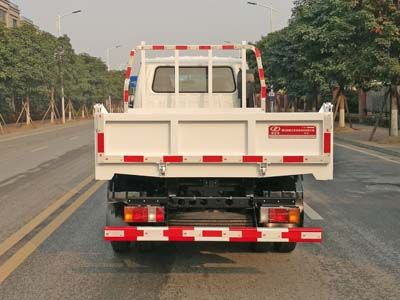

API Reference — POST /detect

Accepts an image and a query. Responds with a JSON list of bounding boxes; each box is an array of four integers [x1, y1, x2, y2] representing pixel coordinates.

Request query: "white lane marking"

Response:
[[30, 146, 48, 153], [335, 143, 400, 165], [304, 202, 323, 220], [69, 136, 78, 141]]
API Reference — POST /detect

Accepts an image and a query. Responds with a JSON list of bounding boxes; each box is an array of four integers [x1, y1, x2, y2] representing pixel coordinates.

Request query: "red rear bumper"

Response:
[[104, 226, 322, 243]]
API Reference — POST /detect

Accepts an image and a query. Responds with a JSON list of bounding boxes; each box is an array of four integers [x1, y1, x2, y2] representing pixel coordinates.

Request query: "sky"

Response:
[[13, 0, 295, 70]]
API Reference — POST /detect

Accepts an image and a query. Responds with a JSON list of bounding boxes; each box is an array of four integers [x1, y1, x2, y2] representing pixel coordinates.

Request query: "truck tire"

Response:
[[273, 242, 297, 253], [136, 242, 157, 252], [111, 241, 130, 253], [107, 203, 131, 253], [251, 243, 271, 252]]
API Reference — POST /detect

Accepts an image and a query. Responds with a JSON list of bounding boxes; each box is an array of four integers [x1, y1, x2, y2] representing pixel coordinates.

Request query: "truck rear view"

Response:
[[95, 42, 333, 253]]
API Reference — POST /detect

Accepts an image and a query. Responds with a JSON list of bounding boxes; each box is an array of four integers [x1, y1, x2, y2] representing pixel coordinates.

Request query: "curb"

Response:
[[335, 136, 400, 158]]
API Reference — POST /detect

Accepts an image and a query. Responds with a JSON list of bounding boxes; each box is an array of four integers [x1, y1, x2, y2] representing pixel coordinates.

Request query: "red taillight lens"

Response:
[[124, 206, 165, 223], [269, 208, 289, 223], [124, 207, 148, 222], [260, 207, 300, 224], [156, 207, 165, 222]]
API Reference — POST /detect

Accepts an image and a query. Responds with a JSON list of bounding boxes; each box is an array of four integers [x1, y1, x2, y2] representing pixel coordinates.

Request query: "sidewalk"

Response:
[[335, 124, 400, 157]]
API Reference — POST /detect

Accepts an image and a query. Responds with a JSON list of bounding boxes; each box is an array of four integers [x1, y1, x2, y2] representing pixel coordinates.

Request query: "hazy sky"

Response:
[[13, 0, 295, 70]]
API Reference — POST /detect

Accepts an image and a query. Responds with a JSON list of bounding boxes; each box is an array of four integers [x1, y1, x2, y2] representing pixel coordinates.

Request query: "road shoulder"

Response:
[[335, 125, 400, 158]]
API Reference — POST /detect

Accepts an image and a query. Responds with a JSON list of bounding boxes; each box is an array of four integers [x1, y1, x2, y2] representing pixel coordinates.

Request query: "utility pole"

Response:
[[56, 9, 82, 124], [106, 45, 123, 112], [58, 49, 66, 124], [358, 89, 367, 123], [106, 48, 110, 72], [390, 86, 399, 137]]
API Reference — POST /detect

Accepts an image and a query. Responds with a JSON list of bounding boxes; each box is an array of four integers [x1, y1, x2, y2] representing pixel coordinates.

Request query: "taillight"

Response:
[[124, 206, 147, 222], [288, 208, 300, 224], [124, 206, 165, 223], [269, 208, 289, 223], [260, 207, 300, 224], [154, 207, 165, 222]]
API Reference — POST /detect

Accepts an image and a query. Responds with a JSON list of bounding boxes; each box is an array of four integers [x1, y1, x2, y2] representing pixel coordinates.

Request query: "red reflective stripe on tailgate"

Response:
[[97, 133, 104, 153], [324, 132, 331, 153], [163, 156, 183, 163], [124, 156, 145, 163], [202, 156, 223, 163], [243, 156, 263, 163], [283, 156, 304, 163]]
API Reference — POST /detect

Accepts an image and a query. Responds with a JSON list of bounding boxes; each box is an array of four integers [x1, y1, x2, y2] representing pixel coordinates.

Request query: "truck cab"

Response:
[[96, 43, 332, 253], [132, 56, 244, 109]]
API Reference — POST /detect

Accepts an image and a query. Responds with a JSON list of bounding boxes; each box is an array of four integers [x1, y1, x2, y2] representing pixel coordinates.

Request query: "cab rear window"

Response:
[[152, 66, 236, 93]]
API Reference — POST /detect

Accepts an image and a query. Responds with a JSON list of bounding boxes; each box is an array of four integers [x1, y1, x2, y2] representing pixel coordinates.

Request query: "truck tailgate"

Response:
[[95, 107, 333, 180]]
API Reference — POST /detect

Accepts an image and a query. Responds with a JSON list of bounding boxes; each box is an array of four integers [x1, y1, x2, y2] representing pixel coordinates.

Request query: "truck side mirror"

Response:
[[237, 70, 256, 108]]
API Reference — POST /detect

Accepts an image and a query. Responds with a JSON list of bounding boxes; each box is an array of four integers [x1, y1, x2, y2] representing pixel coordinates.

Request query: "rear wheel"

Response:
[[135, 242, 158, 252], [273, 242, 297, 253], [251, 243, 271, 252], [107, 202, 131, 253], [111, 241, 130, 253]]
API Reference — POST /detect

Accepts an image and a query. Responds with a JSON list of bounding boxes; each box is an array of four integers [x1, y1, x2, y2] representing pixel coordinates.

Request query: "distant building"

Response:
[[0, 0, 35, 28], [0, 0, 19, 28], [20, 16, 36, 28]]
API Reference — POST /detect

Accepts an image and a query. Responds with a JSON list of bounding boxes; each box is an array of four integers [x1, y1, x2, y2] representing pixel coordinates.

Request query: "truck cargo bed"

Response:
[[95, 105, 333, 180]]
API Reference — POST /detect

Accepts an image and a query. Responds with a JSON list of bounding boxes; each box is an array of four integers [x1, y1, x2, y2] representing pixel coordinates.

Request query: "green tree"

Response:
[[0, 24, 124, 122], [362, 0, 400, 136], [251, 0, 399, 133]]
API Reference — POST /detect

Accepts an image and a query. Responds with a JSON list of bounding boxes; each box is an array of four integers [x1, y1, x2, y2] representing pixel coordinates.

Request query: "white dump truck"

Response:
[[95, 43, 333, 253]]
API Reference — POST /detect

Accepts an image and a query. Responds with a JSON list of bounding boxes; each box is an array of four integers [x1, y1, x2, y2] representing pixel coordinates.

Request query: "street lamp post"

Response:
[[247, 2, 279, 112], [57, 9, 82, 124], [247, 2, 278, 34], [106, 45, 123, 112], [57, 10, 82, 37]]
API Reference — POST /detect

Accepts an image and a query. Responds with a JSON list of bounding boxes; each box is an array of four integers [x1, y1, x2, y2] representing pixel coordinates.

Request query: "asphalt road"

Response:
[[0, 121, 94, 243], [0, 123, 399, 300]]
